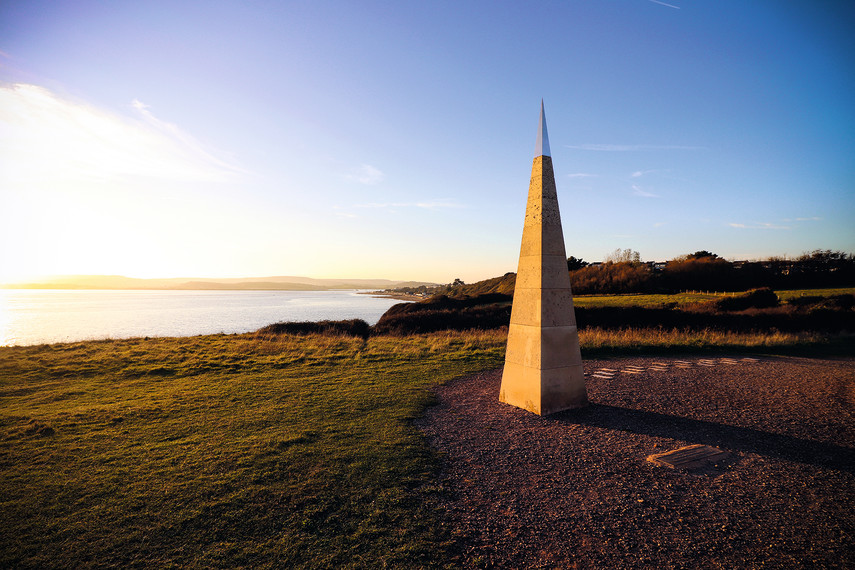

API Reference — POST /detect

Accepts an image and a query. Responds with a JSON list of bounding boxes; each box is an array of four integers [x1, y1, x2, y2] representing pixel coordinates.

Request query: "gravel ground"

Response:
[[416, 355, 855, 569]]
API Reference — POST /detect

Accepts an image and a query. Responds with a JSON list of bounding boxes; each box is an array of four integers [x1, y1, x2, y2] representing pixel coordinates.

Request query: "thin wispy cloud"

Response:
[[353, 199, 462, 210], [648, 0, 680, 9], [0, 83, 246, 185], [632, 184, 659, 198], [729, 222, 791, 230], [567, 173, 598, 178], [567, 144, 703, 152], [781, 217, 823, 222], [130, 99, 246, 177], [346, 164, 385, 185], [415, 200, 463, 210], [631, 169, 668, 178]]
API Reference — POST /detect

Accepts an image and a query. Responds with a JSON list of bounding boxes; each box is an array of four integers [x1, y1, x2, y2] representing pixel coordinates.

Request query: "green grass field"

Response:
[[573, 292, 718, 308], [2, 287, 853, 568], [573, 287, 855, 308], [0, 332, 505, 568], [774, 287, 855, 302]]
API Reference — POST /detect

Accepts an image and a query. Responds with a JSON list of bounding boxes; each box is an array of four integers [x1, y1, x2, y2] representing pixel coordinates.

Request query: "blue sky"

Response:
[[1, 0, 853, 283]]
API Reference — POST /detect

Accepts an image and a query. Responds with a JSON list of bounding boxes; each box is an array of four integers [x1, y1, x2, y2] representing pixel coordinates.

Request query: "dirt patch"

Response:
[[417, 355, 855, 568]]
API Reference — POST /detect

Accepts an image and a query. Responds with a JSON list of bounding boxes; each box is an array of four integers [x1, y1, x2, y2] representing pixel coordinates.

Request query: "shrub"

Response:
[[787, 294, 855, 311], [831, 294, 855, 310], [256, 319, 371, 339], [715, 288, 780, 311], [787, 295, 825, 307]]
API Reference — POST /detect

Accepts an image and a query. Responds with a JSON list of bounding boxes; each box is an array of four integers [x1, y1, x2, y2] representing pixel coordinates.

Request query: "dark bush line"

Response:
[[254, 292, 855, 338], [714, 287, 780, 311], [256, 319, 371, 340], [378, 304, 853, 335], [574, 306, 855, 334], [374, 294, 855, 335], [787, 294, 855, 311]]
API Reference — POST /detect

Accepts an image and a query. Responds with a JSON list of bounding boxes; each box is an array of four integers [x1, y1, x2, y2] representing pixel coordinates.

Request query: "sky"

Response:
[[1, 0, 853, 284]]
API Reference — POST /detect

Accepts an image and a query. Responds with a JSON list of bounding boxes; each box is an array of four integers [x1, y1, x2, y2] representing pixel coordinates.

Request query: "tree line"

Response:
[[388, 249, 855, 299], [567, 250, 855, 295]]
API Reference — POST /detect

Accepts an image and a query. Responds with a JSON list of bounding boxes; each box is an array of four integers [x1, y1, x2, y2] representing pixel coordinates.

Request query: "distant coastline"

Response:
[[362, 291, 426, 302], [1, 274, 438, 292]]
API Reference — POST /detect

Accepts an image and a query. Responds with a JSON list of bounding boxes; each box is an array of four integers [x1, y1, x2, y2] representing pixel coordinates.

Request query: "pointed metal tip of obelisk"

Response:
[[535, 100, 551, 158]]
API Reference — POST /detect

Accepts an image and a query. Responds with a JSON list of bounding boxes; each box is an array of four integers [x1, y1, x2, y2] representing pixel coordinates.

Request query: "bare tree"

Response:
[[604, 248, 642, 264]]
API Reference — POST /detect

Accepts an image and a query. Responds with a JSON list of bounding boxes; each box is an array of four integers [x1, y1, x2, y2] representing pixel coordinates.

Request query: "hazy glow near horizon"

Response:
[[1, 1, 853, 284]]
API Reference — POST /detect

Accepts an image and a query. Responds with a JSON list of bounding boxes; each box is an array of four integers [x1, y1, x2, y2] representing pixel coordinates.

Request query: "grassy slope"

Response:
[[0, 332, 504, 569]]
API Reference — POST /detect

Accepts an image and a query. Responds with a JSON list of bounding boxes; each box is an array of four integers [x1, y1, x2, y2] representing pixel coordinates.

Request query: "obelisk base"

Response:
[[500, 362, 588, 415]]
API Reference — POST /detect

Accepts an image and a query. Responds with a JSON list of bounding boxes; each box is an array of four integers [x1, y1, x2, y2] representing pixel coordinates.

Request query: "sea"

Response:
[[0, 289, 408, 347]]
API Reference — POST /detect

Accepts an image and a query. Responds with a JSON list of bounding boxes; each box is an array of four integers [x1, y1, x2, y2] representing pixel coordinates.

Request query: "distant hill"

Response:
[[447, 273, 516, 297], [2, 275, 438, 291], [171, 281, 327, 291]]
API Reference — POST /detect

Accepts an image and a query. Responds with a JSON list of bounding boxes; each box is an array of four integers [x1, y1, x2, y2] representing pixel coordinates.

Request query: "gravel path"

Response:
[[416, 355, 855, 569]]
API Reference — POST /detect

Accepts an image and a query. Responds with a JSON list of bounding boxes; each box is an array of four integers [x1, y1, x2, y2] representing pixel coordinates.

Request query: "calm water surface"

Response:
[[0, 289, 405, 346]]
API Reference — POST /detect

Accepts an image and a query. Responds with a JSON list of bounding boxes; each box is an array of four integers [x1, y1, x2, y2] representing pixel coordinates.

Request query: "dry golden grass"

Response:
[[578, 327, 837, 353]]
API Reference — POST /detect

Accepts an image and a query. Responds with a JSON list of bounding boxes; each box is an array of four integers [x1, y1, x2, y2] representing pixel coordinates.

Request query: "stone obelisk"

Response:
[[499, 101, 588, 415]]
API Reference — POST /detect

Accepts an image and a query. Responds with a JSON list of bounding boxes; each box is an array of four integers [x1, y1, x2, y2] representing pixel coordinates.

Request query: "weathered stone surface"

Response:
[[499, 103, 588, 415], [515, 255, 574, 290], [507, 289, 577, 328], [504, 324, 581, 369]]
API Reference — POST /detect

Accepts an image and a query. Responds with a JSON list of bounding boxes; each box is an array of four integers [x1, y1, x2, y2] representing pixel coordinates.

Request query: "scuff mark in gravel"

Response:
[[416, 355, 855, 569]]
